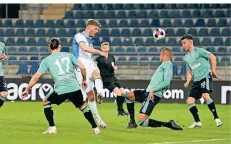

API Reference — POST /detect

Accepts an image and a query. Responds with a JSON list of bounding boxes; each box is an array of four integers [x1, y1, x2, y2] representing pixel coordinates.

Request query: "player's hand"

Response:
[[113, 66, 118, 71], [21, 89, 29, 98], [149, 92, 154, 103], [212, 71, 218, 78], [100, 51, 108, 58], [184, 82, 190, 88], [82, 80, 88, 90], [0, 54, 7, 60]]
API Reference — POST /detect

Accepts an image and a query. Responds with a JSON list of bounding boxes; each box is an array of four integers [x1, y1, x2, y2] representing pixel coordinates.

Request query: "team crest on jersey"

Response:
[[201, 81, 205, 88]]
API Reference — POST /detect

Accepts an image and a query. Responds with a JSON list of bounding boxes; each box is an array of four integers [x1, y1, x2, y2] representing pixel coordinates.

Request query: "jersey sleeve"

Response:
[[197, 48, 211, 59], [37, 59, 48, 74], [69, 53, 78, 67], [153, 63, 173, 92], [75, 33, 87, 45], [0, 43, 6, 54]]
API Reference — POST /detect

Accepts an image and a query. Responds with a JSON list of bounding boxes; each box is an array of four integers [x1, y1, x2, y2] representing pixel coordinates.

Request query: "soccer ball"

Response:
[[153, 28, 166, 40]]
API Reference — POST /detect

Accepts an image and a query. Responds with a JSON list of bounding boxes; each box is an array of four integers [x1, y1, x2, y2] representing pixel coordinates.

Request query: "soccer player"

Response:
[[22, 38, 100, 135], [119, 48, 182, 130], [72, 19, 107, 128], [181, 34, 222, 128], [95, 42, 138, 128], [0, 41, 8, 109]]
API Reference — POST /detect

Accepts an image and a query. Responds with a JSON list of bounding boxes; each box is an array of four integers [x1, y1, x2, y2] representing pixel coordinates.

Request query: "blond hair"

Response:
[[86, 19, 101, 28], [161, 47, 172, 60]]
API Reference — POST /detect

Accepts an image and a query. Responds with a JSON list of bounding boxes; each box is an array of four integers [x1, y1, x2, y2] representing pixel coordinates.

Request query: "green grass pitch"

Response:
[[0, 102, 230, 144]]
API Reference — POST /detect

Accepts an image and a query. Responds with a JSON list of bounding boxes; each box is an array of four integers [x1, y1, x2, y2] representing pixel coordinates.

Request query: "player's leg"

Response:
[[0, 77, 8, 108], [92, 68, 104, 97], [68, 90, 100, 134]]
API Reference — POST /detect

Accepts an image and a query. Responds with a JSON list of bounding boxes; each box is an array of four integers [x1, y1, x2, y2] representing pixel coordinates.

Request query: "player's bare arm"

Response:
[[77, 61, 87, 89], [79, 43, 108, 57], [184, 68, 192, 88], [209, 54, 218, 78]]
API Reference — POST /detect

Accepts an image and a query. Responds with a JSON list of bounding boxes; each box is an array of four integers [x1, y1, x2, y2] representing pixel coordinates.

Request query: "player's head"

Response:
[[101, 42, 110, 52], [160, 47, 172, 62], [181, 34, 194, 52], [48, 38, 61, 52], [86, 19, 101, 37]]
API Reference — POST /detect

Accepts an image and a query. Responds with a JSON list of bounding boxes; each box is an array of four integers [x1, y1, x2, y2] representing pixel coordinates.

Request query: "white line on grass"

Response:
[[147, 138, 231, 144]]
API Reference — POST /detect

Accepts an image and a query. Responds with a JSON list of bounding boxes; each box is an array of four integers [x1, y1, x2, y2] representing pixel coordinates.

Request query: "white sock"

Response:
[[88, 100, 100, 119], [95, 79, 104, 94]]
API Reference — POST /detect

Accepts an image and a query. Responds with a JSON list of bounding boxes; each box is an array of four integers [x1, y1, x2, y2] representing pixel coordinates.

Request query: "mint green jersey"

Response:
[[38, 52, 80, 95], [0, 42, 6, 76], [146, 61, 173, 97], [184, 47, 211, 82]]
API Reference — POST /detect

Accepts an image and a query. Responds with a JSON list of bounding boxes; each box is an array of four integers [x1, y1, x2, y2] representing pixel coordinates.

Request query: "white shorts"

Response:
[[75, 58, 98, 94]]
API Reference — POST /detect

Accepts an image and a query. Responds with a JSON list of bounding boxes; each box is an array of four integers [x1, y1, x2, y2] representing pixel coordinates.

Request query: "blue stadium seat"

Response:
[[177, 4, 188, 9], [67, 29, 77, 37], [114, 4, 124, 10], [5, 29, 14, 36], [25, 29, 35, 37], [83, 11, 94, 19], [60, 38, 68, 46], [66, 20, 75, 28], [139, 20, 149, 27], [137, 47, 147, 52], [168, 4, 177, 9], [137, 10, 148, 18], [210, 4, 221, 8], [165, 28, 175, 36], [124, 4, 135, 9], [167, 38, 177, 46], [27, 38, 36, 46], [139, 57, 149, 66], [30, 56, 38, 61], [221, 28, 230, 36], [146, 4, 155, 9], [137, 4, 146, 9], [149, 47, 158, 52], [61, 47, 69, 52], [156, 39, 166, 46], [8, 47, 17, 53], [181, 10, 191, 18], [220, 4, 231, 8], [47, 29, 56, 37], [110, 29, 120, 37], [173, 19, 183, 27], [93, 4, 104, 10], [46, 20, 55, 28], [98, 20, 107, 27], [17, 62, 29, 75], [15, 19, 24, 27], [8, 56, 17, 65], [184, 19, 194, 27], [84, 4, 93, 9], [169, 10, 180, 18], [40, 47, 48, 52], [0, 20, 3, 27], [92, 37, 100, 46], [155, 4, 167, 9], [159, 10, 169, 18], [29, 61, 39, 74], [210, 28, 220, 36], [73, 4, 82, 10], [227, 9, 231, 17], [0, 38, 4, 43], [25, 20, 34, 28], [188, 28, 197, 36], [56, 20, 65, 28], [128, 57, 138, 65], [218, 19, 227, 27], [126, 47, 136, 53], [172, 47, 181, 52], [123, 38, 133, 46], [193, 38, 201, 46], [134, 38, 144, 46], [180, 64, 187, 76], [132, 28, 142, 36], [101, 38, 111, 44], [108, 20, 118, 27], [150, 19, 160, 27], [143, 28, 152, 36], [75, 11, 83, 19], [195, 19, 205, 27], [104, 11, 115, 18], [118, 20, 128, 27], [6, 38, 15, 46], [17, 38, 26, 46], [162, 19, 172, 27], [37, 38, 47, 46], [19, 56, 27, 60], [207, 19, 217, 27], [34, 20, 45, 28], [148, 10, 158, 18], [121, 29, 131, 37], [99, 29, 109, 37], [29, 47, 38, 52], [18, 47, 27, 52], [215, 10, 225, 17], [117, 11, 126, 18], [201, 38, 212, 46], [76, 20, 85, 28], [117, 56, 127, 65], [217, 47, 227, 53], [199, 28, 209, 36], [36, 29, 45, 37], [176, 28, 186, 36], [173, 64, 178, 76], [4, 20, 13, 27], [151, 57, 159, 61], [128, 11, 137, 18], [0, 29, 3, 36], [57, 29, 67, 37], [129, 20, 139, 27], [112, 38, 122, 46], [192, 10, 202, 17], [145, 38, 155, 46], [203, 10, 214, 17], [221, 57, 230, 62], [202, 4, 211, 9], [213, 38, 224, 46], [206, 47, 215, 53], [65, 11, 74, 19], [115, 47, 125, 52], [15, 29, 25, 36], [105, 4, 114, 10]]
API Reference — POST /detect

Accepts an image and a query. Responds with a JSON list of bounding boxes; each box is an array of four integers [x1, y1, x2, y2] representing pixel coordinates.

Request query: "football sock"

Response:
[[206, 98, 219, 119], [126, 99, 135, 122], [138, 119, 166, 127], [88, 100, 100, 118], [0, 96, 6, 108], [95, 79, 104, 94], [188, 103, 201, 122], [81, 106, 97, 128], [116, 96, 124, 111], [43, 103, 55, 127]]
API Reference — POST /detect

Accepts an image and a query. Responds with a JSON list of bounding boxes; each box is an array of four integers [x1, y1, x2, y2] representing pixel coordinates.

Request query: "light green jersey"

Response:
[[0, 42, 6, 76]]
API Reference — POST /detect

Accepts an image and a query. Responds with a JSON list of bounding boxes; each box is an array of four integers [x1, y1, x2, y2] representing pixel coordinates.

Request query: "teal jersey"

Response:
[[146, 61, 173, 97], [0, 42, 6, 76], [38, 52, 80, 95], [184, 47, 211, 82]]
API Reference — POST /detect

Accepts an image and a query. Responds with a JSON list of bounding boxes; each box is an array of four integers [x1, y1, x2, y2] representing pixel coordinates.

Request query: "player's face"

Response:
[[181, 39, 191, 51], [101, 45, 110, 52], [160, 52, 164, 62], [89, 25, 100, 37]]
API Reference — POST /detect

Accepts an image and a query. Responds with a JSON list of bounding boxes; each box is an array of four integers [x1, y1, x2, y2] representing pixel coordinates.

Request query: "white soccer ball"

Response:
[[153, 28, 166, 40]]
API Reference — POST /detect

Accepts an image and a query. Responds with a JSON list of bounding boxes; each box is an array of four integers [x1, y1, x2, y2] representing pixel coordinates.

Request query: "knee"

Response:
[[42, 99, 50, 105], [202, 93, 210, 101], [0, 92, 8, 98], [186, 97, 195, 104], [79, 104, 86, 111], [92, 69, 101, 79], [87, 93, 95, 102], [138, 119, 149, 127]]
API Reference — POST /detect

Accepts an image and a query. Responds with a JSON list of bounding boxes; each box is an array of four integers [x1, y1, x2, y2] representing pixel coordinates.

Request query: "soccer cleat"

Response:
[[167, 120, 183, 130], [188, 122, 202, 128], [215, 118, 223, 127], [42, 126, 57, 134], [93, 127, 101, 135], [127, 121, 138, 129], [96, 117, 107, 129], [117, 111, 125, 116]]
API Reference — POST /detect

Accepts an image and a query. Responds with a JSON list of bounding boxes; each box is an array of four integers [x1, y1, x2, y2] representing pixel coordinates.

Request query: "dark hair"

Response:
[[48, 38, 61, 50], [181, 34, 193, 41]]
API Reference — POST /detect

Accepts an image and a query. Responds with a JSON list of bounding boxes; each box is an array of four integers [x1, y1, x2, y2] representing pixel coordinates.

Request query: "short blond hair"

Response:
[[101, 42, 110, 47], [86, 19, 101, 27], [161, 47, 172, 59]]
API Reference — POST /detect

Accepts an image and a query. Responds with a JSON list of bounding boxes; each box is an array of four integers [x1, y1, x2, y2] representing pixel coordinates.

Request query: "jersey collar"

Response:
[[82, 31, 91, 39]]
